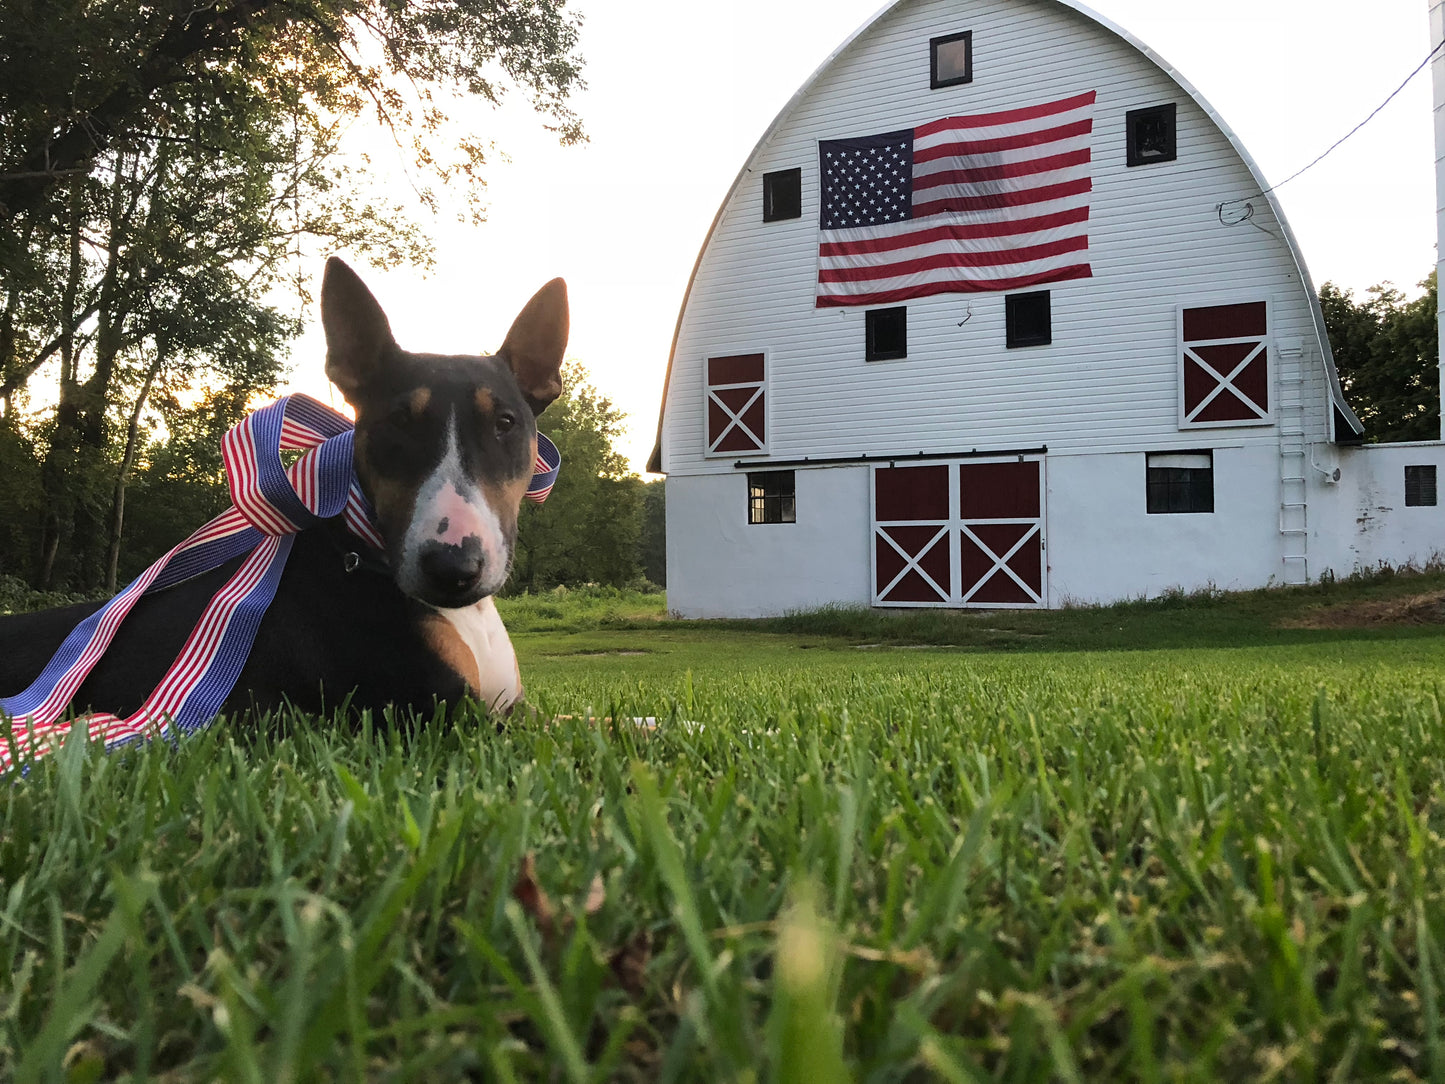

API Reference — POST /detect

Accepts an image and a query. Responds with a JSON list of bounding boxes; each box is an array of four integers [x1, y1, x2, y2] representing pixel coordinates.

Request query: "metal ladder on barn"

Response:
[[1277, 356, 1309, 586]]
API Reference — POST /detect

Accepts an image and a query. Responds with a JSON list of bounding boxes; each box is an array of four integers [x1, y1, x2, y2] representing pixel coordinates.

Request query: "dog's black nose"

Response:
[[418, 539, 484, 593]]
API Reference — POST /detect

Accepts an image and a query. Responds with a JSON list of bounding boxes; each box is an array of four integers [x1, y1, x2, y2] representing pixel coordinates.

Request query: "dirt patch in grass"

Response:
[[546, 649, 654, 657], [1281, 590, 1445, 629]]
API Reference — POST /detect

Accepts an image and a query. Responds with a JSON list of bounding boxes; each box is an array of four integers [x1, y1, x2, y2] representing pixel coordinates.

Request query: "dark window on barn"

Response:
[[1405, 464, 1438, 507], [930, 31, 972, 89], [1005, 291, 1052, 347], [763, 168, 802, 222], [866, 306, 908, 361], [748, 471, 796, 524], [1126, 103, 1176, 166], [1146, 451, 1214, 514]]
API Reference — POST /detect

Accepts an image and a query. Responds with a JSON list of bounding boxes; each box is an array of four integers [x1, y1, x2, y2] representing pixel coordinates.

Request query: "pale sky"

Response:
[[281, 0, 1437, 473]]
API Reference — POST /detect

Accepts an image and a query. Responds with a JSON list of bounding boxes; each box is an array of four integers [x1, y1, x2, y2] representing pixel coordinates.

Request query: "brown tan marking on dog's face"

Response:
[[320, 258, 567, 609]]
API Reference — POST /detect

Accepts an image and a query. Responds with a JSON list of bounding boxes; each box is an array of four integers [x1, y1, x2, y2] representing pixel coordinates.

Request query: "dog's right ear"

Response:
[[321, 257, 397, 403]]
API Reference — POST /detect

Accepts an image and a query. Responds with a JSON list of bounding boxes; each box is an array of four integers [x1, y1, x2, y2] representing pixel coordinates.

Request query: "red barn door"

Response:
[[871, 457, 1046, 608], [958, 460, 1044, 606], [873, 465, 952, 604]]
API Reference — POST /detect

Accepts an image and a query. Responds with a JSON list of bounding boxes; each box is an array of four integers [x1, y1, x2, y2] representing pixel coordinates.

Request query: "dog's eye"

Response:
[[495, 412, 516, 435]]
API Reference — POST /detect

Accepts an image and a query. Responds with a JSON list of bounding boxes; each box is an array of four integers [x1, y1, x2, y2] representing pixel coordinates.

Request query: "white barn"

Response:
[[648, 0, 1445, 618]]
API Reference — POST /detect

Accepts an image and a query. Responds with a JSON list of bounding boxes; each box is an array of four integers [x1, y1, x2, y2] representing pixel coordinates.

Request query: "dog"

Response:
[[0, 257, 565, 729]]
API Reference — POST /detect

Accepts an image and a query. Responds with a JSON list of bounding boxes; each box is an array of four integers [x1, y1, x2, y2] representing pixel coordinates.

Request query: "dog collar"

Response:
[[0, 394, 560, 770]]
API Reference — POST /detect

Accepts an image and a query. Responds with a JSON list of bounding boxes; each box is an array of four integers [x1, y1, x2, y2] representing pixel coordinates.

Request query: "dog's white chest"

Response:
[[433, 596, 522, 711]]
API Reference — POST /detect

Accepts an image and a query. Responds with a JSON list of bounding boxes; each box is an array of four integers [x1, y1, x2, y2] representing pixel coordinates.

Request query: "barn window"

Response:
[[763, 168, 802, 222], [930, 31, 972, 89], [1005, 291, 1051, 347], [866, 306, 908, 361], [1405, 464, 1438, 507], [1179, 300, 1270, 428], [748, 471, 796, 524], [1127, 104, 1177, 166], [1146, 451, 1214, 514], [705, 353, 766, 456]]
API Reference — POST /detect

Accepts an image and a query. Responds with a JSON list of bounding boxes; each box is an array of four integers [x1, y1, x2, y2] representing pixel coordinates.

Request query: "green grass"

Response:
[[4, 578, 1445, 1080]]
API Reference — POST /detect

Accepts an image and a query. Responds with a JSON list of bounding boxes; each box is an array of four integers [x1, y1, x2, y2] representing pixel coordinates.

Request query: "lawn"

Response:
[[3, 575, 1445, 1081]]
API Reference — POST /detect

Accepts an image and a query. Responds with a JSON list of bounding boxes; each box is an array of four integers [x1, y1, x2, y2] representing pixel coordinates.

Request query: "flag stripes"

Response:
[[816, 90, 1096, 307]]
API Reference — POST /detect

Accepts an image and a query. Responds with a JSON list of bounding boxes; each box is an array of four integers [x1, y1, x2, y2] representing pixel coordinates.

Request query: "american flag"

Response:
[[816, 90, 1096, 308]]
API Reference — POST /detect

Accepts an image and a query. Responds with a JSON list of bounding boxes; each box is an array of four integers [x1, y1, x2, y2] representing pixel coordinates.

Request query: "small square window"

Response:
[[763, 168, 802, 222], [930, 31, 972, 89], [1006, 291, 1052, 348], [1146, 451, 1213, 514], [866, 307, 907, 361], [1405, 464, 1437, 507], [1127, 103, 1177, 166], [748, 471, 796, 524]]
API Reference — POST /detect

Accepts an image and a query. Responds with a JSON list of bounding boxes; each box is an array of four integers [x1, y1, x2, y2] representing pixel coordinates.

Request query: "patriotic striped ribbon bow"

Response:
[[0, 394, 561, 771]]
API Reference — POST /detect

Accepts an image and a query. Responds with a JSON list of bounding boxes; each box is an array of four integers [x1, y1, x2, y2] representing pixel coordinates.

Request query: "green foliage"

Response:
[[1321, 271, 1439, 442], [509, 362, 645, 592], [0, 419, 41, 580], [5, 618, 1445, 1079], [113, 390, 256, 583], [0, 573, 96, 616], [637, 479, 667, 588], [0, 0, 588, 591]]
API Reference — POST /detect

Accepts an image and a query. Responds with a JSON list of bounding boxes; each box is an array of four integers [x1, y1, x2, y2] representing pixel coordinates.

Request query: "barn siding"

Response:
[[660, 0, 1394, 617], [661, 0, 1331, 475]]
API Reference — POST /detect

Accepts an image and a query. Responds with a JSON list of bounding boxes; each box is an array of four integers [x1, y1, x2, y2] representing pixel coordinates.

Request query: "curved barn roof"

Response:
[[646, 0, 1363, 473]]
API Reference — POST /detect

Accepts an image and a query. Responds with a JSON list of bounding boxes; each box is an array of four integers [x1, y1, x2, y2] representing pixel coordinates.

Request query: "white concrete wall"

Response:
[[669, 445, 1295, 617], [1311, 442, 1445, 575], [666, 467, 872, 618], [1044, 446, 1284, 605]]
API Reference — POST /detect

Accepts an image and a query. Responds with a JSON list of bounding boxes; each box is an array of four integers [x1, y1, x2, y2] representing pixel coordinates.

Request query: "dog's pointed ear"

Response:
[[499, 278, 568, 415], [322, 257, 397, 403]]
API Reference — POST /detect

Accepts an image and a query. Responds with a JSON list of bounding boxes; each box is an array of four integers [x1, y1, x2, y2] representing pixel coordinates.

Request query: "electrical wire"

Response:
[[1218, 37, 1445, 219]]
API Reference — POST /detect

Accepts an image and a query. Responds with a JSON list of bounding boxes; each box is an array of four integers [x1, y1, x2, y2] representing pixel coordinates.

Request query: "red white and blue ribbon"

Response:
[[0, 394, 560, 770], [528, 433, 560, 503]]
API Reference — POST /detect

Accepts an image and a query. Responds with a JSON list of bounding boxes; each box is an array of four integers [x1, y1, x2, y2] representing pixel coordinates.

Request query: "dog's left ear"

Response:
[[322, 257, 398, 405], [499, 278, 568, 415]]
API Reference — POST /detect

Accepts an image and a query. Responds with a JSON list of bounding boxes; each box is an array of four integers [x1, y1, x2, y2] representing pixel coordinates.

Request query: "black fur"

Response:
[[0, 519, 468, 724]]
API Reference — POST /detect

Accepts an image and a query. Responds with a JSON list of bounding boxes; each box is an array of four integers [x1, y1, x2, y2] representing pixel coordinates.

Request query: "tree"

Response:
[[509, 362, 644, 592], [637, 479, 666, 587], [0, 0, 585, 225], [1320, 272, 1439, 443], [0, 0, 586, 591]]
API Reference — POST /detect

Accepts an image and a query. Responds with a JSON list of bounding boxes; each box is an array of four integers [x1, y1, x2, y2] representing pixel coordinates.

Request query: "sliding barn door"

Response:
[[871, 457, 1046, 608], [957, 460, 1044, 606]]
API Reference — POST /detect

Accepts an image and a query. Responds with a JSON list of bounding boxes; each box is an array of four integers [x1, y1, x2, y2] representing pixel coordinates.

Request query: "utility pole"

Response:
[[1433, 0, 1445, 437]]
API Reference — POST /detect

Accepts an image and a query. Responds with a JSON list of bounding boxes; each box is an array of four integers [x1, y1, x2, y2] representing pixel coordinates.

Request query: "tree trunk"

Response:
[[37, 177, 87, 588], [104, 347, 166, 594]]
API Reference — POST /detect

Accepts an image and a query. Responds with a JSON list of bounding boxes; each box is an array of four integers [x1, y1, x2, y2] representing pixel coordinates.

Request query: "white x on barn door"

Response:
[[957, 459, 1045, 606], [1178, 301, 1271, 429], [704, 353, 767, 455], [1181, 341, 1269, 425], [871, 457, 1046, 608], [707, 385, 765, 453], [871, 464, 951, 604]]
